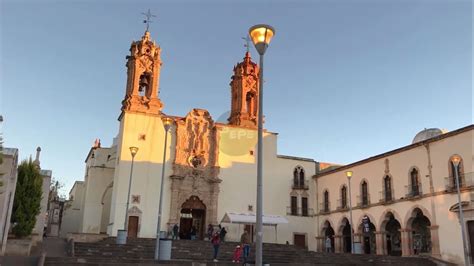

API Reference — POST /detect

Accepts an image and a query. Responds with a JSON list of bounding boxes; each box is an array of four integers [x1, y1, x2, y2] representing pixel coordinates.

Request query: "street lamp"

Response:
[[452, 155, 469, 266], [117, 146, 139, 244], [154, 116, 173, 260], [346, 170, 355, 254], [249, 24, 275, 266]]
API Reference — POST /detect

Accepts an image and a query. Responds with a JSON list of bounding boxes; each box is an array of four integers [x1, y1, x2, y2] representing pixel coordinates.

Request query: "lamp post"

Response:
[[248, 24, 275, 266], [154, 116, 173, 260], [452, 156, 469, 265], [346, 171, 355, 254], [117, 146, 139, 244]]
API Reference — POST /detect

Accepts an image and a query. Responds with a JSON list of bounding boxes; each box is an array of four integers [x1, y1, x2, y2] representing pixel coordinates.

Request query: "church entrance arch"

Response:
[[179, 196, 206, 240], [409, 208, 431, 254], [382, 212, 401, 256]]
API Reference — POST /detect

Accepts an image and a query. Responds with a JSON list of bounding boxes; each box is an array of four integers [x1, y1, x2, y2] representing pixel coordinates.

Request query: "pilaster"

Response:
[[375, 231, 385, 255], [400, 229, 411, 256], [430, 225, 441, 257]]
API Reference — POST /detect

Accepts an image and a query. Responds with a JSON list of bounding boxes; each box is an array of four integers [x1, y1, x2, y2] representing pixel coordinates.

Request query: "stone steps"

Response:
[[44, 237, 437, 265]]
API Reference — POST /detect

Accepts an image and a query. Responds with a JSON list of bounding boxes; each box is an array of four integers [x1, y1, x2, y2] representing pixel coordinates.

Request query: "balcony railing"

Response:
[[291, 179, 309, 190], [319, 202, 330, 214], [444, 172, 473, 191], [356, 194, 370, 207], [286, 207, 315, 217], [336, 199, 348, 210], [405, 182, 422, 198], [379, 188, 394, 203]]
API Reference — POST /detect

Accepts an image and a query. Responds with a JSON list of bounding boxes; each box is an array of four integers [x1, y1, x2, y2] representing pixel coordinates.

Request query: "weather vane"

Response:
[[141, 9, 156, 32], [242, 36, 250, 53]]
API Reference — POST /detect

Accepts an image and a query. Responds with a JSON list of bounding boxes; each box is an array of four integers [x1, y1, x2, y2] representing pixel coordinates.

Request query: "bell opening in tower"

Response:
[[138, 73, 150, 97]]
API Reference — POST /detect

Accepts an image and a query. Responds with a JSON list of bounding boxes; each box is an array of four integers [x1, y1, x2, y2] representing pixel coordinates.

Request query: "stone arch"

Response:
[[359, 178, 370, 205], [336, 216, 351, 233], [404, 205, 432, 229], [101, 181, 113, 205], [378, 209, 403, 230], [320, 219, 335, 235], [407, 166, 421, 184], [356, 212, 378, 232], [321, 220, 336, 252], [337, 216, 353, 253]]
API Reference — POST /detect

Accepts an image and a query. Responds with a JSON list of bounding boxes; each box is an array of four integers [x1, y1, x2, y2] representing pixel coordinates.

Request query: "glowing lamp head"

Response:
[[129, 146, 139, 157], [248, 24, 275, 55], [162, 116, 173, 131], [451, 155, 461, 167], [346, 171, 353, 178]]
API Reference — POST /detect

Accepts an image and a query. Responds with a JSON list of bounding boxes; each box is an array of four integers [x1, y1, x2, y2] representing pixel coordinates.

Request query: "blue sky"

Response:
[[1, 0, 472, 194]]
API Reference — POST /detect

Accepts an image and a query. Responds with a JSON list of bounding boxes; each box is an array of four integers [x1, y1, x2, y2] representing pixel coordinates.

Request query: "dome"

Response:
[[412, 128, 447, 143]]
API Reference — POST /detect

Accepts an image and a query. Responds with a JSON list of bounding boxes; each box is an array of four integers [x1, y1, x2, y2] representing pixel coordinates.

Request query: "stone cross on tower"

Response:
[[142, 9, 156, 32], [242, 36, 250, 53]]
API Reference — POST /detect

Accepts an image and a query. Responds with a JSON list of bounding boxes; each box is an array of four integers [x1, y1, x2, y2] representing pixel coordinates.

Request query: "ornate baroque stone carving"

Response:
[[168, 109, 221, 226]]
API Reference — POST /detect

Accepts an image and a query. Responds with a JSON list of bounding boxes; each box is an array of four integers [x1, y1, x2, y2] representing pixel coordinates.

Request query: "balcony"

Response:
[[291, 179, 309, 190], [336, 199, 348, 210], [286, 207, 315, 217], [379, 189, 394, 204], [444, 172, 473, 192], [356, 194, 370, 208], [405, 182, 422, 199]]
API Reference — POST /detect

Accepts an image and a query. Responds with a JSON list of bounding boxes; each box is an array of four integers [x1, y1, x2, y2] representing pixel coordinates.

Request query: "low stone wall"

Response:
[[66, 233, 108, 243], [5, 238, 33, 256]]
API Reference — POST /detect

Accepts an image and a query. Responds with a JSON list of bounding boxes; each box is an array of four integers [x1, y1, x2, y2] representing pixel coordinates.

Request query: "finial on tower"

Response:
[[34, 146, 41, 167], [141, 9, 156, 32]]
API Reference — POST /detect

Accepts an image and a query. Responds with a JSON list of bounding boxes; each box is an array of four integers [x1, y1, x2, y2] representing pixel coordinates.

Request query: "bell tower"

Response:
[[121, 31, 163, 115], [228, 52, 260, 128]]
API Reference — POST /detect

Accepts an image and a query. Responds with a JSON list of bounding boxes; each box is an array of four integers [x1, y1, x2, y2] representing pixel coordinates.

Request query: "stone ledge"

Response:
[[67, 233, 109, 243]]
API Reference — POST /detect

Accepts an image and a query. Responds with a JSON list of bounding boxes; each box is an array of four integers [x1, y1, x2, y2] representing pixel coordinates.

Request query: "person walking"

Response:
[[219, 226, 227, 242], [240, 230, 251, 263], [211, 231, 221, 262], [325, 236, 332, 253], [207, 224, 214, 240], [172, 224, 179, 240], [190, 226, 197, 240]]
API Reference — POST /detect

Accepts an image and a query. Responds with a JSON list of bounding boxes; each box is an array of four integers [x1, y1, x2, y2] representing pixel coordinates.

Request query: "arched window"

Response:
[[299, 169, 305, 187], [449, 156, 464, 188], [384, 175, 392, 201], [323, 190, 330, 212], [410, 168, 420, 196], [292, 166, 306, 189], [361, 181, 369, 206], [138, 73, 150, 97], [293, 168, 299, 187], [341, 185, 347, 209]]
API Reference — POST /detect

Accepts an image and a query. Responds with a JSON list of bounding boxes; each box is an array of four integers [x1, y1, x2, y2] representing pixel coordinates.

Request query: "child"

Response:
[[232, 245, 242, 263]]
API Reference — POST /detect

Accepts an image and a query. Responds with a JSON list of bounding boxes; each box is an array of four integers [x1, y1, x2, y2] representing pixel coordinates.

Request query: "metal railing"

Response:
[[319, 202, 330, 213], [405, 182, 422, 198], [444, 172, 474, 191], [336, 199, 348, 210], [291, 179, 309, 190], [286, 207, 315, 217], [379, 188, 394, 203], [356, 194, 370, 207]]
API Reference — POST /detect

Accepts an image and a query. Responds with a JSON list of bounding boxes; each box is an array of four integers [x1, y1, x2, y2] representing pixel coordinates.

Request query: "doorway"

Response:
[[179, 196, 206, 240], [244, 224, 255, 242], [294, 234, 306, 249], [128, 216, 139, 238]]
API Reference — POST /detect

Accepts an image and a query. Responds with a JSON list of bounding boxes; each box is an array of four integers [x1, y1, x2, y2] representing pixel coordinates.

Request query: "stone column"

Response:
[[334, 235, 342, 253], [430, 225, 441, 258], [400, 229, 411, 257], [167, 177, 182, 225], [375, 231, 385, 255]]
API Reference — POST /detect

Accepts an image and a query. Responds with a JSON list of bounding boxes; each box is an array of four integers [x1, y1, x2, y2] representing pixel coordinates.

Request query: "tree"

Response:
[[11, 159, 43, 237]]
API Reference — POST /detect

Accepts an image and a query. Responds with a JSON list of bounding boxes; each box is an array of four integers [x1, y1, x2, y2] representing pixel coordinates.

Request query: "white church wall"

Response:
[[108, 112, 175, 238]]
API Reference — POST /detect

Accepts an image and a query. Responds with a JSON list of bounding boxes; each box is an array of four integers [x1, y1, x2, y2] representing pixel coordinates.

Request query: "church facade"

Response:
[[63, 30, 320, 250], [62, 30, 473, 265]]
